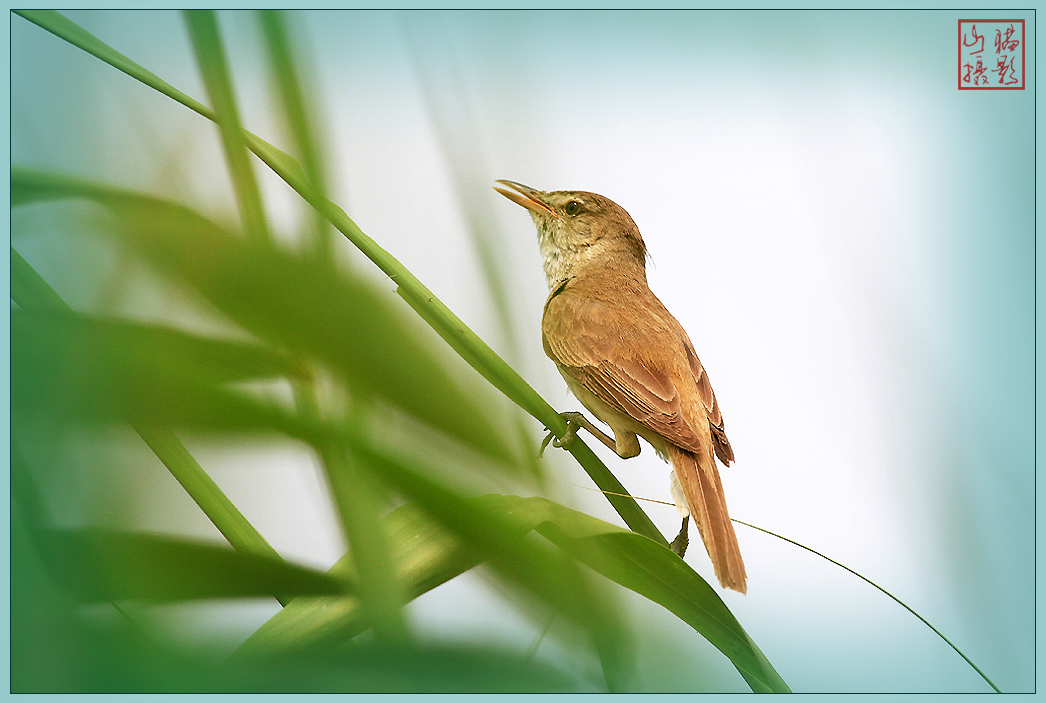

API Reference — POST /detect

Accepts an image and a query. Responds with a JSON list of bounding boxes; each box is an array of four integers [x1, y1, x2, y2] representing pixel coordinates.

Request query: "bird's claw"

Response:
[[552, 425, 577, 449], [553, 412, 583, 448], [538, 412, 583, 457]]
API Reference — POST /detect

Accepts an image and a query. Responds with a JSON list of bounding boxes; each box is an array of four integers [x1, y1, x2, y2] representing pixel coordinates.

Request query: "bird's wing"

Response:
[[542, 289, 710, 455], [681, 336, 734, 465]]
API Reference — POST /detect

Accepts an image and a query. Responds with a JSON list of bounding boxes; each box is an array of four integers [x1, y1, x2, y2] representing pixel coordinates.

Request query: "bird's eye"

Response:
[[564, 200, 582, 216]]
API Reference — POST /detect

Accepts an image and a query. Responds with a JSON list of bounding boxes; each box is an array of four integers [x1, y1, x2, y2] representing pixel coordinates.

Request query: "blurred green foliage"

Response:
[[10, 10, 788, 692]]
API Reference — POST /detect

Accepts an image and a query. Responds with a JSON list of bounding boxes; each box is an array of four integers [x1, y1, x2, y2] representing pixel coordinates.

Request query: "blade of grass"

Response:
[[318, 438, 411, 646], [184, 9, 269, 245], [37, 528, 348, 602], [12, 309, 299, 386], [232, 500, 485, 661], [256, 9, 333, 264], [11, 308, 299, 431], [526, 499, 789, 693], [12, 9, 663, 545]]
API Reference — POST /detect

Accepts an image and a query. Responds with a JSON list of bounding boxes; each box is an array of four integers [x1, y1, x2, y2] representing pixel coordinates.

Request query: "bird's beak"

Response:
[[494, 180, 559, 218]]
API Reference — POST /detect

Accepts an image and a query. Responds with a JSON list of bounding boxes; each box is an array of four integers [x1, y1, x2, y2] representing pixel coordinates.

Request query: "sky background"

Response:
[[10, 9, 1035, 693]]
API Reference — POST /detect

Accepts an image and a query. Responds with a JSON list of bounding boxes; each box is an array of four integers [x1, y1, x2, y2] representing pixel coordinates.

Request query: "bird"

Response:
[[494, 180, 746, 593]]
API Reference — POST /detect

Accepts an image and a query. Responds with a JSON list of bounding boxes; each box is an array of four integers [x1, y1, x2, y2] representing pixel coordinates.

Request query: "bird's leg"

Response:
[[540, 411, 620, 457], [556, 411, 619, 450], [669, 516, 689, 557]]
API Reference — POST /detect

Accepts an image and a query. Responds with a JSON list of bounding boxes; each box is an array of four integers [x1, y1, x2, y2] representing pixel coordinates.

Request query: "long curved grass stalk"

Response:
[[184, 10, 271, 246], [12, 9, 666, 547], [732, 519, 1001, 693], [256, 9, 335, 265]]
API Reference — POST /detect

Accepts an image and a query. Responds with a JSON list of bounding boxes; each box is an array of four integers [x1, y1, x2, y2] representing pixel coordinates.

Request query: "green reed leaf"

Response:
[[11, 308, 298, 432], [12, 168, 517, 466], [234, 501, 483, 660], [36, 528, 347, 602]]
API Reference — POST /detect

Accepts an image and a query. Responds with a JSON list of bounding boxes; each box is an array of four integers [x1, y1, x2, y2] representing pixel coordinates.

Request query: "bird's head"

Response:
[[494, 180, 647, 288]]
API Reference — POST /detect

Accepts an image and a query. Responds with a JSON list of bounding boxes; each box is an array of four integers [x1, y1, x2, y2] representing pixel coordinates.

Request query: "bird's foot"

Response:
[[539, 412, 584, 457], [553, 412, 585, 448]]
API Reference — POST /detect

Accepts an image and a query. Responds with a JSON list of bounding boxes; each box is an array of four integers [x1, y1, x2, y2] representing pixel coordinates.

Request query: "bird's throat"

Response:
[[535, 220, 585, 289]]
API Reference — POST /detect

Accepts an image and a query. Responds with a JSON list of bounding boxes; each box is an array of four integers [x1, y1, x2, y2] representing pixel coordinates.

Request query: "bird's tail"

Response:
[[668, 443, 747, 593]]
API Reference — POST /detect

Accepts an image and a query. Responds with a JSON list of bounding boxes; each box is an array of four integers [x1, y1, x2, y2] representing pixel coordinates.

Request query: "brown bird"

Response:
[[495, 180, 746, 593]]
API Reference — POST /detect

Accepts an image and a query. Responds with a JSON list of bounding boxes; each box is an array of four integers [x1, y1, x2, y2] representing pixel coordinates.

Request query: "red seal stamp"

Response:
[[959, 20, 1025, 89]]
